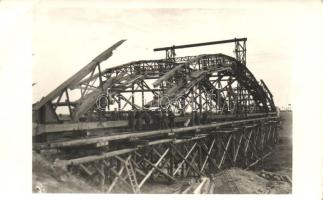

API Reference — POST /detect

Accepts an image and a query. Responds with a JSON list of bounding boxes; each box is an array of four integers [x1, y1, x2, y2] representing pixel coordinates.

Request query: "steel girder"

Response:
[[33, 51, 276, 125]]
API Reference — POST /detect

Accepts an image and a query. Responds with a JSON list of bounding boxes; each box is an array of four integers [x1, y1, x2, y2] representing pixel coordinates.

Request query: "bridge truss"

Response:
[[32, 38, 279, 193]]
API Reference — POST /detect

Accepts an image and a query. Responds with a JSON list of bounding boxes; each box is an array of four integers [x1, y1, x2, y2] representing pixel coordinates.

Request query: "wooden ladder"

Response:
[[125, 160, 140, 194]]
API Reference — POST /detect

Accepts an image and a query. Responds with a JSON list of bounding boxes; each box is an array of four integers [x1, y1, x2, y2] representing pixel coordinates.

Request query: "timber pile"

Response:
[[257, 170, 292, 184], [174, 177, 210, 194]]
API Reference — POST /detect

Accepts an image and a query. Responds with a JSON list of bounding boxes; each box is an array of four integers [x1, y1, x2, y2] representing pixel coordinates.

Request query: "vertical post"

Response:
[[205, 90, 208, 111], [191, 89, 195, 125], [150, 148, 155, 182], [199, 88, 202, 114], [101, 163, 105, 192], [234, 38, 246, 65], [169, 145, 174, 177], [165, 47, 176, 61], [198, 61, 202, 114], [141, 80, 144, 107], [118, 95, 121, 111], [181, 144, 185, 178], [116, 71, 121, 111], [232, 133, 236, 167], [198, 142, 202, 172], [107, 159, 111, 185], [65, 89, 73, 119], [131, 67, 135, 110]]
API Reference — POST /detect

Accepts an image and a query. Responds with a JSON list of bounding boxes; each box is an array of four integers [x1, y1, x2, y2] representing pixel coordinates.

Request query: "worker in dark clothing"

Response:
[[97, 97, 107, 121], [161, 109, 168, 129], [152, 110, 161, 129], [157, 110, 162, 129], [191, 110, 197, 126], [135, 110, 142, 131], [111, 108, 116, 121], [195, 111, 200, 125], [143, 110, 151, 130], [128, 110, 135, 132], [168, 109, 175, 128], [201, 111, 208, 124]]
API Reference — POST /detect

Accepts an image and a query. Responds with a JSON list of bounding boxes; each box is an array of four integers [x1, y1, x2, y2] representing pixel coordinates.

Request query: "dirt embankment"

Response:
[[211, 112, 293, 194], [32, 152, 99, 193]]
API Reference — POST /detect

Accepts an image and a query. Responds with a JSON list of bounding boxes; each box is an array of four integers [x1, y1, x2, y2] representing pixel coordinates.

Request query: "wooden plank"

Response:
[[55, 148, 136, 167], [147, 138, 174, 146], [110, 168, 133, 190], [49, 137, 110, 148], [153, 55, 206, 88], [33, 40, 125, 111], [102, 160, 111, 168], [245, 152, 271, 170], [171, 144, 204, 176], [73, 71, 127, 120], [79, 164, 94, 176], [233, 134, 244, 163], [173, 143, 197, 176], [107, 155, 131, 193], [201, 139, 217, 171], [94, 163, 105, 178], [193, 177, 209, 194], [152, 63, 186, 87], [218, 135, 232, 169], [184, 150, 199, 177], [38, 116, 277, 147], [35, 120, 128, 135], [182, 185, 193, 194], [137, 153, 176, 182], [138, 148, 170, 188]]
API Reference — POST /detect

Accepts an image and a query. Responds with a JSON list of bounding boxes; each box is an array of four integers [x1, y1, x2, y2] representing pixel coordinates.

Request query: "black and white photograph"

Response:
[[0, 0, 323, 199]]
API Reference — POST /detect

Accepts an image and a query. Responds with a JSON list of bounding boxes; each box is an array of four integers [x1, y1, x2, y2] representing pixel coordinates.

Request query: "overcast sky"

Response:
[[26, 0, 323, 107]]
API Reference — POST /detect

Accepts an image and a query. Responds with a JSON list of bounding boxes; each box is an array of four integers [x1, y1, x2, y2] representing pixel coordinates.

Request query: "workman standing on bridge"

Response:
[[151, 110, 159, 129], [135, 110, 143, 131], [168, 109, 175, 128], [111, 108, 118, 121], [97, 96, 108, 122], [161, 109, 168, 129], [128, 110, 135, 131], [201, 111, 208, 124], [192, 110, 200, 126], [143, 110, 151, 130]]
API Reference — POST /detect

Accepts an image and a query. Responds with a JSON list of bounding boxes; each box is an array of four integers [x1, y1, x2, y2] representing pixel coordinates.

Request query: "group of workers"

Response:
[[191, 110, 211, 125], [98, 106, 213, 131], [128, 109, 175, 131], [126, 109, 212, 132]]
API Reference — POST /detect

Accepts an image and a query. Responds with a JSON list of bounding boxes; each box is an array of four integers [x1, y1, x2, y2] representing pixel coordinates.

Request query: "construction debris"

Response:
[[180, 168, 291, 194]]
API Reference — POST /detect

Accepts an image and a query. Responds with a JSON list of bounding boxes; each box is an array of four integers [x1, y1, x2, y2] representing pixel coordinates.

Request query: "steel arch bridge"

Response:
[[32, 38, 279, 193]]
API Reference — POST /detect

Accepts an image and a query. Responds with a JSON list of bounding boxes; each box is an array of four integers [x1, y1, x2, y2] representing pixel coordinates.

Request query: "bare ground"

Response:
[[32, 152, 99, 193], [263, 111, 293, 178]]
